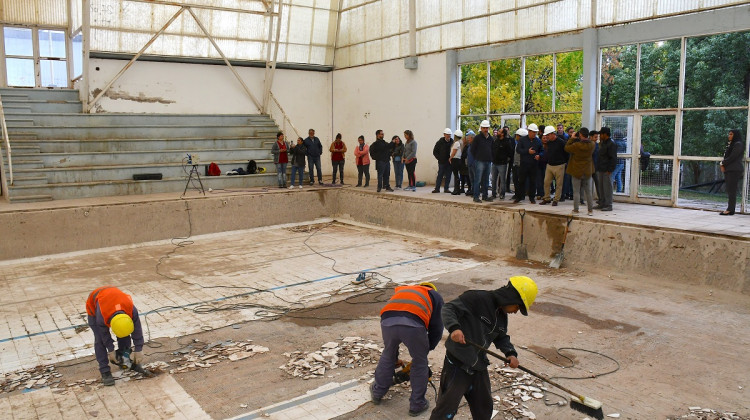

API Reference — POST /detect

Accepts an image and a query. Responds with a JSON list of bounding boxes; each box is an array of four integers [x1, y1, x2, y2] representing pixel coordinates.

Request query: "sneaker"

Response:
[[319, 181, 324, 185], [499, 194, 505, 199], [451, 191, 460, 195], [299, 185, 303, 189], [355, 184, 362, 187], [573, 209, 580, 213], [539, 200, 550, 205], [101, 371, 115, 386], [594, 205, 604, 210], [288, 185, 294, 189], [432, 189, 440, 193], [484, 196, 494, 202], [386, 188, 394, 192], [552, 201, 558, 206], [513, 199, 522, 203], [473, 198, 482, 203], [601, 206, 612, 211], [588, 210, 594, 216], [370, 384, 382, 405], [409, 401, 430, 417], [443, 190, 451, 193], [529, 199, 536, 204], [377, 188, 382, 192]]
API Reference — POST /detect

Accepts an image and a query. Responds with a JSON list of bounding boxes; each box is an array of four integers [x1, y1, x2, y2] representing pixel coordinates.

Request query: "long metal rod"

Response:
[[89, 6, 186, 109], [270, 93, 300, 140], [264, 1, 283, 112], [124, 0, 274, 16], [82, 0, 91, 111], [187, 7, 263, 112]]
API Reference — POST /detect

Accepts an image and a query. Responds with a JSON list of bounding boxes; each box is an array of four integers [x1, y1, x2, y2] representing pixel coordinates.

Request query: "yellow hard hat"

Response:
[[509, 276, 537, 316], [110, 313, 134, 338], [419, 282, 437, 291]]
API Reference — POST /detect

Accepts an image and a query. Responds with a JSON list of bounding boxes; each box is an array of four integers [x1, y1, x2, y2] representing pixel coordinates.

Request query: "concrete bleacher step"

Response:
[[2, 101, 82, 114], [9, 136, 276, 153], [0, 87, 80, 102], [6, 124, 278, 139], [11, 148, 272, 167], [12, 113, 275, 127], [7, 194, 53, 203]]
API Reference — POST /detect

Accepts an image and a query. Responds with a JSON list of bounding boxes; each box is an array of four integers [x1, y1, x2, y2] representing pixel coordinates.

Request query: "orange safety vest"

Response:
[[85, 286, 134, 326], [380, 285, 433, 327]]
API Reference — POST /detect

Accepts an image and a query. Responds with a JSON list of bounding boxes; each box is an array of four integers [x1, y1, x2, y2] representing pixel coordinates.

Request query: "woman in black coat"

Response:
[[719, 129, 744, 215]]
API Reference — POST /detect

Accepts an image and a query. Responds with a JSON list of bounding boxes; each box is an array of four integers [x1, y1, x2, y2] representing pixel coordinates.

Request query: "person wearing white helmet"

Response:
[[513, 124, 542, 203], [432, 128, 454, 193], [449, 130, 464, 195], [539, 125, 568, 206], [470, 120, 495, 203]]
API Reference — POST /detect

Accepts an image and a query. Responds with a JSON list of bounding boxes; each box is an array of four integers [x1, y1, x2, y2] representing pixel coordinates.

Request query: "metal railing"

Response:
[[0, 92, 12, 188], [269, 92, 301, 141]]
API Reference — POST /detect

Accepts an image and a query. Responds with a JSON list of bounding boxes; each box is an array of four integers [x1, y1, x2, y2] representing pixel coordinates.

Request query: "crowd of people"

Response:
[[432, 120, 618, 215]]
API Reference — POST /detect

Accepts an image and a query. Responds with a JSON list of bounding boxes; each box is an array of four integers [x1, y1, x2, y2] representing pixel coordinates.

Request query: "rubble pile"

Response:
[[166, 339, 269, 374], [0, 365, 62, 393], [487, 365, 562, 420], [280, 336, 382, 379], [669, 407, 749, 420]]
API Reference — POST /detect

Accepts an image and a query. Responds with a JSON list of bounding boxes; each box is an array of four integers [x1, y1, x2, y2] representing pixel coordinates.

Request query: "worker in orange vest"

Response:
[[85, 286, 144, 386], [370, 282, 444, 417]]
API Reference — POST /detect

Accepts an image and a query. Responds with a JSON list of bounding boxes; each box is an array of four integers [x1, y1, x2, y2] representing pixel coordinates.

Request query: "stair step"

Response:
[[8, 175, 48, 186], [8, 194, 54, 203]]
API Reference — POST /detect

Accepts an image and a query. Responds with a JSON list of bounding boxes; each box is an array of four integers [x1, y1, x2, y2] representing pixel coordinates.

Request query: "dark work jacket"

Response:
[[442, 297, 517, 373], [516, 135, 542, 166], [492, 136, 514, 165], [369, 138, 392, 162], [381, 289, 445, 350], [545, 137, 568, 166], [433, 137, 454, 164], [722, 140, 745, 172], [303, 136, 323, 157], [290, 143, 307, 168], [470, 132, 494, 162], [597, 138, 618, 172]]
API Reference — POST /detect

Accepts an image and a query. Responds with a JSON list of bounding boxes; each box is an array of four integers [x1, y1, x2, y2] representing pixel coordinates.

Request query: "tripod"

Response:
[[183, 164, 206, 196]]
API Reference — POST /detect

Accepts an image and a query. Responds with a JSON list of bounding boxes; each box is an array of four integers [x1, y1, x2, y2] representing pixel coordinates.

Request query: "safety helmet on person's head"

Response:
[[453, 129, 463, 138], [527, 123, 539, 132], [543, 126, 556, 136], [515, 128, 528, 137], [509, 276, 537, 316], [419, 282, 437, 291], [480, 120, 491, 128], [110, 313, 134, 338], [443, 128, 452, 135]]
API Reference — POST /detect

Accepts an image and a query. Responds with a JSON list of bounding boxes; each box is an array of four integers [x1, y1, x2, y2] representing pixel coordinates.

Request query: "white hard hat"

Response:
[[480, 120, 491, 128], [516, 128, 528, 136], [443, 128, 452, 135], [454, 129, 463, 138], [543, 126, 556, 136], [527, 123, 539, 132]]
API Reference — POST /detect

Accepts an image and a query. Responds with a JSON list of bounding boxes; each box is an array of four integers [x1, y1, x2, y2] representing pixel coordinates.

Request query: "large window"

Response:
[[459, 51, 583, 133]]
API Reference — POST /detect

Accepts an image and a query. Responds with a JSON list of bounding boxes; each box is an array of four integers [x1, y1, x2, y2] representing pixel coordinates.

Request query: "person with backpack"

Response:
[[289, 137, 307, 189], [271, 131, 290, 188]]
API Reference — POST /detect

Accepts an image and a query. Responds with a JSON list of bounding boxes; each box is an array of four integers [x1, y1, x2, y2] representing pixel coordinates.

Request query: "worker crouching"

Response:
[[429, 276, 537, 420], [371, 282, 444, 417], [85, 286, 145, 386]]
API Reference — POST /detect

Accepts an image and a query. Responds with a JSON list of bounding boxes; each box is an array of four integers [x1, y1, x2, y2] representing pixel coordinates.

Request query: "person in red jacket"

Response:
[[86, 286, 144, 386], [330, 133, 348, 184], [370, 282, 444, 417]]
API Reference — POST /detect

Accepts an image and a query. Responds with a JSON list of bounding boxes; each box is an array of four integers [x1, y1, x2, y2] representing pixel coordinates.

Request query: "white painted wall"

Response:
[[331, 53, 449, 185], [87, 58, 332, 142]]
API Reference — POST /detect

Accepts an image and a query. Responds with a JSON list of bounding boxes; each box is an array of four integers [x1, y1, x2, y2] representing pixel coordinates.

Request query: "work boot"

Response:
[[370, 384, 382, 405], [101, 371, 115, 386], [409, 401, 430, 417]]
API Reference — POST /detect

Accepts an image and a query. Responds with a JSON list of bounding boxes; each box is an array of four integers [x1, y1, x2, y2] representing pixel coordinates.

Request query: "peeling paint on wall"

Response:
[[91, 88, 176, 104]]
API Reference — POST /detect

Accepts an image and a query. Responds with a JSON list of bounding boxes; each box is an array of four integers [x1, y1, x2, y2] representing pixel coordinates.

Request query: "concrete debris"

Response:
[[668, 407, 749, 420], [485, 364, 558, 420], [280, 337, 383, 380], [0, 364, 60, 394], [166, 339, 269, 375]]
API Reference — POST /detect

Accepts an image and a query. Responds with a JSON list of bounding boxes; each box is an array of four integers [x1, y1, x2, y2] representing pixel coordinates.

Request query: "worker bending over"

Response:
[[430, 276, 538, 420], [86, 286, 145, 386], [371, 282, 444, 417]]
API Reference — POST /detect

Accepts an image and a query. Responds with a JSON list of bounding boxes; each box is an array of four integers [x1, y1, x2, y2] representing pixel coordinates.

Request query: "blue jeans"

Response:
[[435, 163, 452, 191], [307, 155, 322, 183], [290, 165, 304, 186], [611, 160, 625, 193], [393, 159, 404, 188], [473, 160, 491, 199], [275, 163, 287, 186], [376, 160, 391, 190]]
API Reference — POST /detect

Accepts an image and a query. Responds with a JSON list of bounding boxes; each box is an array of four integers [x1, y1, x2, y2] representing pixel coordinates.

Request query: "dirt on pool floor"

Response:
[[31, 252, 750, 420]]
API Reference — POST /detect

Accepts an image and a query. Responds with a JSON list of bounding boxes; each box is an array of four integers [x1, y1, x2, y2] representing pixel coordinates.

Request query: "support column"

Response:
[[581, 28, 598, 129]]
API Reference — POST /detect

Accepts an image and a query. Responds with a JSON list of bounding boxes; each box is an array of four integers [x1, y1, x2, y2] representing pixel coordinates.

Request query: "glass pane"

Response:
[[490, 116, 520, 136], [641, 115, 675, 156], [527, 114, 582, 134], [677, 160, 728, 211], [600, 45, 636, 110], [459, 116, 483, 133], [489, 57, 521, 114], [685, 31, 750, 108], [638, 158, 672, 199], [39, 29, 67, 58], [4, 27, 33, 56], [6, 58, 35, 87], [73, 33, 83, 78], [40, 59, 67, 87], [524, 55, 553, 113], [681, 109, 748, 157], [601, 115, 634, 155], [639, 39, 680, 109], [555, 51, 583, 112], [612, 157, 631, 195], [460, 63, 488, 115]]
